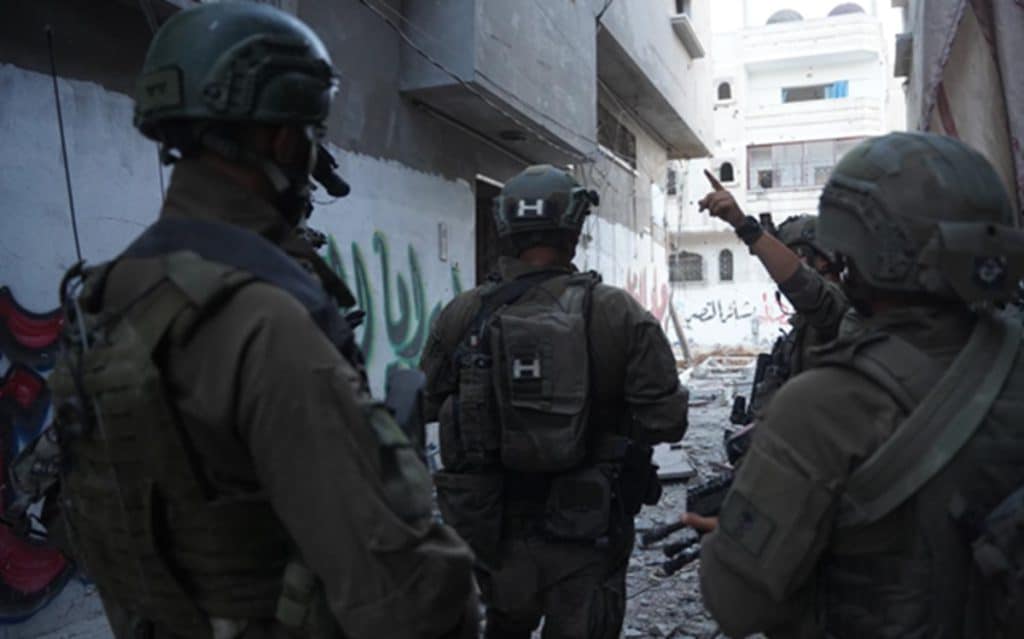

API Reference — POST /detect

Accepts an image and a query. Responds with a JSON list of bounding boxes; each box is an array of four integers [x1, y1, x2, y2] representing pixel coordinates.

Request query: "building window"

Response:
[[718, 249, 733, 282], [675, 0, 691, 16], [598, 103, 637, 169], [717, 82, 732, 101], [829, 3, 865, 16], [767, 9, 803, 24], [670, 251, 703, 282], [666, 167, 678, 195], [782, 80, 849, 103], [748, 138, 866, 191], [719, 162, 735, 183]]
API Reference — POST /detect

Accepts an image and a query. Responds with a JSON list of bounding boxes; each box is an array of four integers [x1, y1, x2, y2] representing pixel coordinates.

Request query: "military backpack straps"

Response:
[[832, 310, 1021, 528], [821, 309, 1024, 638]]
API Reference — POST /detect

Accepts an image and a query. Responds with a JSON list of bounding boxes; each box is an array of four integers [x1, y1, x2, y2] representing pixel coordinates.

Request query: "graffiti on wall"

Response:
[[683, 291, 794, 327], [626, 267, 670, 323], [323, 231, 463, 377], [0, 287, 73, 622]]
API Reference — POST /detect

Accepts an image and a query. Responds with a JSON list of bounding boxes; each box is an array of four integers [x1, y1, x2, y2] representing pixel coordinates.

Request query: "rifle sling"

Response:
[[838, 311, 1022, 528]]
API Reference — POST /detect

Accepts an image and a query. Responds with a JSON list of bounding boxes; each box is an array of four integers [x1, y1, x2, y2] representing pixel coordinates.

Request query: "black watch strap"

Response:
[[735, 216, 764, 246]]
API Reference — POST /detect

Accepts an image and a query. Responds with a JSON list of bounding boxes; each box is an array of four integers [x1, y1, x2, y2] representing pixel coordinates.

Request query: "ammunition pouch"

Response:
[[434, 471, 504, 568], [456, 354, 501, 466], [591, 436, 661, 515], [542, 436, 660, 543]]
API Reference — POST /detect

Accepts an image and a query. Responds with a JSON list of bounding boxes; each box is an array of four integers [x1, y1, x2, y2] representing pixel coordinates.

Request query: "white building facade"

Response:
[[670, 0, 905, 349]]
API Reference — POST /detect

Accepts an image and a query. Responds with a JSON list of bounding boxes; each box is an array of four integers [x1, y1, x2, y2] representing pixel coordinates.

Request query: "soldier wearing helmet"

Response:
[[45, 4, 476, 638], [420, 165, 689, 638], [696, 172, 851, 425], [691, 132, 1024, 638]]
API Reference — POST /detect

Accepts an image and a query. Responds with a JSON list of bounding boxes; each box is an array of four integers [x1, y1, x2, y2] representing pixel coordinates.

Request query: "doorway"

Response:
[[475, 178, 502, 283]]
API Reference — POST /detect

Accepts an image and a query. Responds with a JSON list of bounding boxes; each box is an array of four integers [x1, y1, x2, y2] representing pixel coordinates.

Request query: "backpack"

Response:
[[452, 270, 599, 474], [825, 308, 1024, 638]]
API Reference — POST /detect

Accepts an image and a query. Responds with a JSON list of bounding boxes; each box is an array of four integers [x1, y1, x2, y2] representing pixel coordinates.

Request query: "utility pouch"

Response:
[[434, 471, 504, 568], [543, 466, 612, 542], [457, 354, 500, 466], [490, 277, 593, 473], [593, 436, 660, 519]]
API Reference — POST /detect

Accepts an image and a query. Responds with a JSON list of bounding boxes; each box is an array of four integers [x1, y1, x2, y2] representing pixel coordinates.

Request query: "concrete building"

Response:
[[0, 0, 711, 633], [893, 0, 1023, 215], [668, 0, 905, 349]]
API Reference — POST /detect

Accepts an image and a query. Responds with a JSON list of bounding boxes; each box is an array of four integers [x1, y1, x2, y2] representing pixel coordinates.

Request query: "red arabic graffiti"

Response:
[[626, 268, 670, 322], [759, 291, 794, 325]]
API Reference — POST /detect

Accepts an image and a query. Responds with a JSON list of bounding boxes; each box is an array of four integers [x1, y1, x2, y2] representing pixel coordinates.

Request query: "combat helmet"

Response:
[[135, 2, 335, 139], [818, 132, 1024, 304], [775, 214, 837, 267], [134, 2, 348, 210], [493, 165, 598, 253]]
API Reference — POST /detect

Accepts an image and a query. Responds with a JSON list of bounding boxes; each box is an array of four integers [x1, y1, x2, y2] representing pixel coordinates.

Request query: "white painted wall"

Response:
[[0, 65, 476, 398], [667, 0, 901, 349], [310, 154, 474, 395], [0, 64, 164, 311]]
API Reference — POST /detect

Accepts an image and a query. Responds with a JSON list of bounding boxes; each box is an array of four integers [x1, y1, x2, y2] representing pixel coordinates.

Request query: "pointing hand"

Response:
[[698, 169, 745, 228]]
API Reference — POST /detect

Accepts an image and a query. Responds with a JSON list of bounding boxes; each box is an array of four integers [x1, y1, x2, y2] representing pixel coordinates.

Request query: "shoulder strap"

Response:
[[123, 216, 354, 354], [814, 331, 930, 413], [461, 269, 566, 349], [838, 311, 1023, 528]]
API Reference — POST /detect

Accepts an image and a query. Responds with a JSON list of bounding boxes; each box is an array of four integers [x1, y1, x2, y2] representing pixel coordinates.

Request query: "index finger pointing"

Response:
[[703, 168, 725, 192]]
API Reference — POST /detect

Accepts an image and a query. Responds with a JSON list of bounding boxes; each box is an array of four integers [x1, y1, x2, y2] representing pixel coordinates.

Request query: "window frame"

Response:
[[718, 249, 734, 282]]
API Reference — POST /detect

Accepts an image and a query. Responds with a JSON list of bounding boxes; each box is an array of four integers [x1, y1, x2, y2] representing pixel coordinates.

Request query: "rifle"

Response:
[[640, 470, 734, 547], [642, 427, 756, 576]]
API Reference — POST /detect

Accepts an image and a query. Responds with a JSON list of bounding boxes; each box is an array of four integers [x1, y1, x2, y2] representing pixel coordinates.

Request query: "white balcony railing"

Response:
[[742, 15, 883, 69], [745, 97, 884, 143]]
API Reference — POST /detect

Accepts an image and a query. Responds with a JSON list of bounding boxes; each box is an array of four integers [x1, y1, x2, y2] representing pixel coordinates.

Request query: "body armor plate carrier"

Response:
[[50, 217, 357, 638]]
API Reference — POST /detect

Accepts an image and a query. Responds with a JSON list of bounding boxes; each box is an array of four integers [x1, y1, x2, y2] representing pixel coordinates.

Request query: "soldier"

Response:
[[692, 132, 1024, 638], [44, 4, 476, 638], [420, 165, 688, 638], [698, 171, 849, 421]]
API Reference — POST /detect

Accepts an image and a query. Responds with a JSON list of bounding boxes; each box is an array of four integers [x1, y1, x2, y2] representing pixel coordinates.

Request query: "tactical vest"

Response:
[[50, 218, 356, 639], [435, 270, 659, 562], [811, 309, 1024, 639], [447, 270, 598, 473]]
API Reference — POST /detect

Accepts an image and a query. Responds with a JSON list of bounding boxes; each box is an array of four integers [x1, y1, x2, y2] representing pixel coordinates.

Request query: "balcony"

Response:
[[742, 14, 883, 71], [399, 0, 597, 164], [745, 97, 884, 144]]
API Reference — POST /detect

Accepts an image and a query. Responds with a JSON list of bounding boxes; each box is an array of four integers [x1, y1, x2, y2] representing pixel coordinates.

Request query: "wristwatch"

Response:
[[734, 216, 764, 246]]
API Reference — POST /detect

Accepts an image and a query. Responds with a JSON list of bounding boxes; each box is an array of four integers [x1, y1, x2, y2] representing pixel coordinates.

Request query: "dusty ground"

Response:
[[623, 404, 734, 639], [619, 357, 758, 639]]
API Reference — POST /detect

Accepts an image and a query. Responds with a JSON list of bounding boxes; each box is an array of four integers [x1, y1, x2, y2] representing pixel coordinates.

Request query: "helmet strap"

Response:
[[198, 127, 314, 225]]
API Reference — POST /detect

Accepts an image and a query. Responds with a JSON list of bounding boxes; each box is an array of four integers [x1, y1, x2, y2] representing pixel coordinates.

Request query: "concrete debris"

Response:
[[624, 401, 766, 639]]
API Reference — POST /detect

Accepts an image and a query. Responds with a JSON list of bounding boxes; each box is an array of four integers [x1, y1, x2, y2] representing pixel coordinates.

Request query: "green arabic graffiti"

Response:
[[323, 232, 462, 372]]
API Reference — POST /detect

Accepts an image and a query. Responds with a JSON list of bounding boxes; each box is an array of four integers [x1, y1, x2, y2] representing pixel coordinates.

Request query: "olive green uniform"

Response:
[[421, 257, 688, 638], [79, 159, 475, 639], [777, 264, 849, 347], [699, 306, 1024, 638], [744, 263, 850, 418]]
